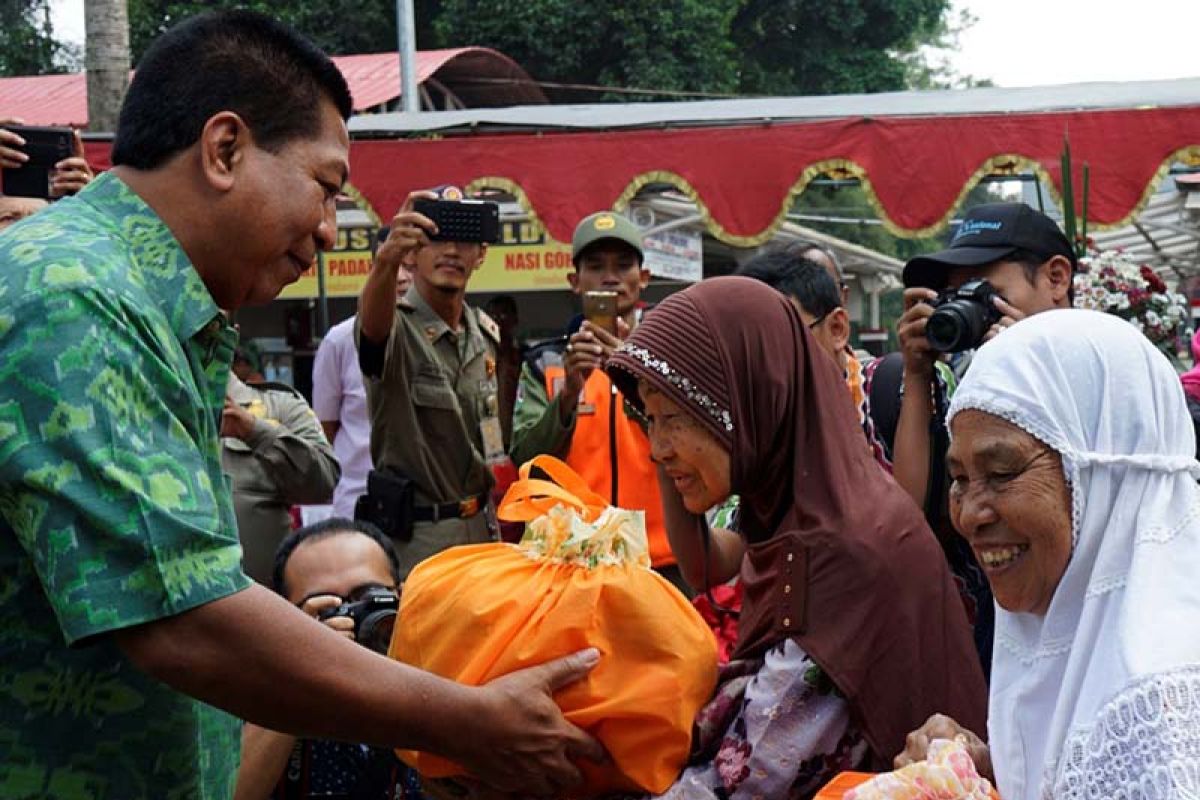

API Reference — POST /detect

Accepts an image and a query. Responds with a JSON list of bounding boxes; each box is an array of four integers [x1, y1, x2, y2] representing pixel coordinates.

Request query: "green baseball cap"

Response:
[[571, 212, 644, 265]]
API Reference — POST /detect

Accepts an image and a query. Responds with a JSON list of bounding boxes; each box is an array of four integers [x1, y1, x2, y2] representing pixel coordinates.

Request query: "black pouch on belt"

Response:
[[354, 468, 416, 541]]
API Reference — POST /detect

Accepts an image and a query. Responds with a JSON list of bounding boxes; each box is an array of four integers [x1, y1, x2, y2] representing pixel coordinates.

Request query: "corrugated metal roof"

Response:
[[350, 76, 1200, 135], [1091, 183, 1200, 279], [0, 47, 544, 127]]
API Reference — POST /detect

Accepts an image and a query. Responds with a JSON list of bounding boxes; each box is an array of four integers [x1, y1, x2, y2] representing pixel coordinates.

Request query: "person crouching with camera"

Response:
[[234, 518, 427, 800]]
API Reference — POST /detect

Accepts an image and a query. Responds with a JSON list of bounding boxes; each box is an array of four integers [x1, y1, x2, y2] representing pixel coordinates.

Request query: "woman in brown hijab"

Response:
[[607, 277, 986, 798]]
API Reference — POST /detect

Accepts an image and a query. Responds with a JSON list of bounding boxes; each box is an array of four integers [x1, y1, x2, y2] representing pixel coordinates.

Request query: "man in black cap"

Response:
[[891, 202, 1075, 509]]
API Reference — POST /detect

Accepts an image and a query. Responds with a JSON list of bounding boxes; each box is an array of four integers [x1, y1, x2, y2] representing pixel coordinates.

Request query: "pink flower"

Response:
[[715, 739, 752, 788]]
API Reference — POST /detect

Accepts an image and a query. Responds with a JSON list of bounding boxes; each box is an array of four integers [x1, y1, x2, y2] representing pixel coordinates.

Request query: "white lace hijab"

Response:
[[948, 309, 1200, 800]]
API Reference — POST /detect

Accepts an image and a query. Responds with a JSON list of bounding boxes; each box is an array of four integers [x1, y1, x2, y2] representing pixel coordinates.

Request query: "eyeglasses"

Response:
[[807, 307, 840, 329]]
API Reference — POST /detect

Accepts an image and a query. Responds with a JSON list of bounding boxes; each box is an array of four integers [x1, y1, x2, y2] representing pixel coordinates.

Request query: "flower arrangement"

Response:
[[1073, 246, 1191, 359]]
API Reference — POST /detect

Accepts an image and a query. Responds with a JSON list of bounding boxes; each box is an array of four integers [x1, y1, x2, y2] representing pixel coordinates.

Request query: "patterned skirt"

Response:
[[653, 638, 869, 800]]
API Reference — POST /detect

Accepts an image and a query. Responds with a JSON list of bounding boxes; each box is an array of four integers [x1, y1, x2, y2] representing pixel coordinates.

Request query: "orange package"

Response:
[[389, 456, 718, 797]]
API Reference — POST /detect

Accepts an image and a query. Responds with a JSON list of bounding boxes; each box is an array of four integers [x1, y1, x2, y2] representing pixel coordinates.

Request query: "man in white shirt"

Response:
[[307, 261, 413, 521]]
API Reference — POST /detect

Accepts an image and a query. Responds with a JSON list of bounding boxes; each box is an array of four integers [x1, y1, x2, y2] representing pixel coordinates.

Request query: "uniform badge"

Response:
[[594, 215, 616, 231], [486, 356, 496, 378]]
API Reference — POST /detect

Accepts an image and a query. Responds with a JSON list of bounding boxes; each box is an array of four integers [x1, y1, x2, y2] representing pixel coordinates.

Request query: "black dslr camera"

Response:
[[318, 587, 399, 654], [925, 279, 1003, 353]]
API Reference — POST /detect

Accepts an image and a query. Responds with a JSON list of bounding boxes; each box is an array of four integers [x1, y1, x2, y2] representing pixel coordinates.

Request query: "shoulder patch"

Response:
[[476, 308, 500, 342], [252, 381, 306, 401]]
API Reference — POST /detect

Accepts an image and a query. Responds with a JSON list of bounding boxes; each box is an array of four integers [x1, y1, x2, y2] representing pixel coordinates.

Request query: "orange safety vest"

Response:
[[543, 364, 674, 567]]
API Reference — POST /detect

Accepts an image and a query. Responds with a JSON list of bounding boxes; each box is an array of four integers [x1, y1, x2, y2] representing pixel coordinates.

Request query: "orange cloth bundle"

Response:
[[389, 456, 719, 797]]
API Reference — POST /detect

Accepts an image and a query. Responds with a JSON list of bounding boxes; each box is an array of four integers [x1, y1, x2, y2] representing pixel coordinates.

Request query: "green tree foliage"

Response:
[[127, 0, 423, 62], [0, 0, 79, 76], [435, 0, 960, 100], [897, 7, 994, 90], [431, 0, 740, 102], [127, 1, 973, 100], [730, 0, 951, 95]]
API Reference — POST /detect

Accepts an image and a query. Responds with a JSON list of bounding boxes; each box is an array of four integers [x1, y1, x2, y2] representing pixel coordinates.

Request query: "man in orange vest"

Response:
[[509, 212, 684, 591]]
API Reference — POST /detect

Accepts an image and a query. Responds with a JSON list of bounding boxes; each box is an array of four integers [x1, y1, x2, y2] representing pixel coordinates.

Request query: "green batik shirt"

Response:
[[0, 172, 252, 800]]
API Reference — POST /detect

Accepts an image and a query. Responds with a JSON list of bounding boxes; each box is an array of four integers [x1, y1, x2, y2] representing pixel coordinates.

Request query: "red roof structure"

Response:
[[0, 48, 545, 127]]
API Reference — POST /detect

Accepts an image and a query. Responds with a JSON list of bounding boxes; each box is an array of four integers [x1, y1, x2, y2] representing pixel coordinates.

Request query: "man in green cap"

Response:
[[356, 185, 503, 580], [510, 212, 683, 588]]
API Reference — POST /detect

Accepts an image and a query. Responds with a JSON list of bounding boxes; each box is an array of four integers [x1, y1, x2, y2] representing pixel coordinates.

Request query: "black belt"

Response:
[[412, 493, 489, 523]]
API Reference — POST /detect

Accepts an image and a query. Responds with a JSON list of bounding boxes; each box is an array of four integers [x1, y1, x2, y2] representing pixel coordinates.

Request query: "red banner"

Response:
[[85, 104, 1200, 245]]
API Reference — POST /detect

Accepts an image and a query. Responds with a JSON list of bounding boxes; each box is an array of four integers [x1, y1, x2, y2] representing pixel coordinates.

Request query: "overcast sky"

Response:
[[52, 0, 1199, 88]]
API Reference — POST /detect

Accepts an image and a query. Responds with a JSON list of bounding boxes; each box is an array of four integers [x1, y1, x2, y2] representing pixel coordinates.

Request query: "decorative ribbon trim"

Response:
[[347, 147, 1200, 247]]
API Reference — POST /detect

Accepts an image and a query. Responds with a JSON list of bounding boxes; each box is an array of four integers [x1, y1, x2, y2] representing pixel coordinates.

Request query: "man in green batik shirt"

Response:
[[0, 11, 600, 800]]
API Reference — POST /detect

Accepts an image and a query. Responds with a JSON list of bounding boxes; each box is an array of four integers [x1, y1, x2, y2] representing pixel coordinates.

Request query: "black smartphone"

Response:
[[413, 198, 500, 244], [2, 125, 74, 199]]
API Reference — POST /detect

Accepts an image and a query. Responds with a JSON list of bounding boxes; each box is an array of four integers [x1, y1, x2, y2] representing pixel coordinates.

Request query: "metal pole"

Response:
[[397, 0, 420, 113], [315, 251, 330, 337]]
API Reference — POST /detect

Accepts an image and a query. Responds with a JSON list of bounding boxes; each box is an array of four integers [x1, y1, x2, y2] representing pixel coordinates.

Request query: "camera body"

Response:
[[925, 279, 1003, 353], [318, 586, 399, 654]]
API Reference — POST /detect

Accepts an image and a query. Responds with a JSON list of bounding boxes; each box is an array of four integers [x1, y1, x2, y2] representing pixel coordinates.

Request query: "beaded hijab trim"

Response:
[[618, 343, 735, 433]]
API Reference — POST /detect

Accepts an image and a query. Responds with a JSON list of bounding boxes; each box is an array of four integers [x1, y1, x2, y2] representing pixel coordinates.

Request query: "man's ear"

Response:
[[638, 266, 651, 291], [827, 307, 851, 352], [567, 270, 581, 294], [471, 243, 488, 270], [198, 111, 250, 193], [1042, 254, 1074, 307]]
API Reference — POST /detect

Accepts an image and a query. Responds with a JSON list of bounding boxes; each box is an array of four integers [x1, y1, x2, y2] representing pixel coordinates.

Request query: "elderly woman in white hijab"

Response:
[[894, 308, 1200, 799]]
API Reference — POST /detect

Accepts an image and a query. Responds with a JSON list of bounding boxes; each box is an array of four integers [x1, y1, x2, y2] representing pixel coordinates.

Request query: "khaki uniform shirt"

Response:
[[358, 286, 501, 578], [221, 374, 339, 583]]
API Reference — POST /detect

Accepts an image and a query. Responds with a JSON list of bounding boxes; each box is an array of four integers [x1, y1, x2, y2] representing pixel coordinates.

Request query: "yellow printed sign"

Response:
[[470, 240, 574, 292], [276, 220, 575, 298]]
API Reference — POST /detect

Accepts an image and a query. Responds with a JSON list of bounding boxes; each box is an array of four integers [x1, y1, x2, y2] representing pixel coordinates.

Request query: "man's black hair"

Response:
[[1004, 248, 1076, 305], [112, 10, 353, 169], [272, 517, 400, 596], [736, 250, 842, 320]]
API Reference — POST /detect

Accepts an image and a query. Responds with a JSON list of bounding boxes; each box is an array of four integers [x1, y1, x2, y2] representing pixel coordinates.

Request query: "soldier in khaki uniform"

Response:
[[357, 185, 502, 579], [221, 373, 340, 583]]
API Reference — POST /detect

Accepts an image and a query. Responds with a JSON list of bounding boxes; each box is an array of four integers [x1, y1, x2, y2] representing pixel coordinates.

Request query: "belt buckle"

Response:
[[459, 496, 480, 518]]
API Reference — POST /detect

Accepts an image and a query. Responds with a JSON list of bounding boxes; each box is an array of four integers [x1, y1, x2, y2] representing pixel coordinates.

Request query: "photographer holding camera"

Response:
[[357, 185, 504, 580], [235, 517, 426, 800], [893, 202, 1076, 531]]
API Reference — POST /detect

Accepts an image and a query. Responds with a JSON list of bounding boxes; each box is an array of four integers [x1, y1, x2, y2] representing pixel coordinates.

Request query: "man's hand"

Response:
[[559, 319, 630, 422], [894, 713, 992, 781], [983, 295, 1025, 344], [453, 649, 607, 795], [299, 595, 354, 640], [49, 130, 93, 197], [897, 288, 939, 382], [221, 397, 258, 441], [0, 119, 27, 169], [374, 190, 438, 273]]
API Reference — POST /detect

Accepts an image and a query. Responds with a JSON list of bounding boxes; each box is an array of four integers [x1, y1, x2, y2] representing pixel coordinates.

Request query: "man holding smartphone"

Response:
[[356, 184, 505, 580], [510, 212, 684, 589]]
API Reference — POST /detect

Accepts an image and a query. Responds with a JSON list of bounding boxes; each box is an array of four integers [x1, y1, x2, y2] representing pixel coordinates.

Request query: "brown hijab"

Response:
[[607, 276, 986, 765]]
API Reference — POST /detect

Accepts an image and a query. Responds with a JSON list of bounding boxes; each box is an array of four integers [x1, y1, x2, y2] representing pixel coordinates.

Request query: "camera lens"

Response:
[[927, 301, 989, 353], [357, 609, 397, 654]]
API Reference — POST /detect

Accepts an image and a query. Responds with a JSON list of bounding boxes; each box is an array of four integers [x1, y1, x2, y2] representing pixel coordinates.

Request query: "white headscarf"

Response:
[[948, 309, 1200, 800]]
